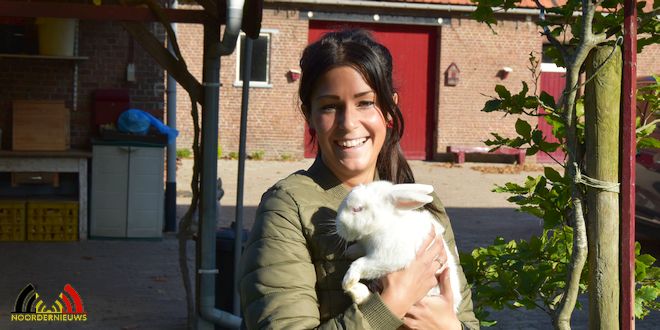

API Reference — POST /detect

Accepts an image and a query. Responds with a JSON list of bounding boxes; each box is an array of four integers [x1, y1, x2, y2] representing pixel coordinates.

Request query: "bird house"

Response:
[[445, 63, 460, 86]]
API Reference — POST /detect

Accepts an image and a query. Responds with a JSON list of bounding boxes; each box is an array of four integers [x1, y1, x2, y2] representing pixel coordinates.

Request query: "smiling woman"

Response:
[[238, 29, 479, 330]]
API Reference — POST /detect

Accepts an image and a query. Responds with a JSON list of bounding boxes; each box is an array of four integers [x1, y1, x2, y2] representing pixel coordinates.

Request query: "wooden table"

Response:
[[0, 150, 92, 240]]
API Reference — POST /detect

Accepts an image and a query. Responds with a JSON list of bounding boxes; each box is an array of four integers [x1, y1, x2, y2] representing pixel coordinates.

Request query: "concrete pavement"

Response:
[[0, 159, 657, 329]]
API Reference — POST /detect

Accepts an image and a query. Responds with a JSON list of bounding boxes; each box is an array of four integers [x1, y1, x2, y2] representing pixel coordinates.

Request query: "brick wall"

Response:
[[437, 15, 542, 155], [172, 5, 658, 161], [174, 6, 308, 160], [0, 18, 165, 150]]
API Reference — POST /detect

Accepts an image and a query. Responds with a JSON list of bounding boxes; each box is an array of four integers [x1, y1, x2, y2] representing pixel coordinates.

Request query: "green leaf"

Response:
[[495, 85, 512, 99], [637, 254, 657, 267], [637, 137, 660, 150], [515, 119, 532, 139], [544, 167, 563, 182], [539, 92, 557, 110], [472, 5, 497, 25], [483, 99, 503, 113]]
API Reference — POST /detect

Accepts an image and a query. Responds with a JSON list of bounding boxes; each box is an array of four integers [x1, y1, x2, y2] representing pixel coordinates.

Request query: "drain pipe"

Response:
[[197, 0, 244, 328], [218, 0, 246, 56], [164, 0, 178, 233]]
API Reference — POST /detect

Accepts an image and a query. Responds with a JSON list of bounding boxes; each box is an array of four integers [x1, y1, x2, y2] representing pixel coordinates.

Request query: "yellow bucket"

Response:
[[36, 18, 77, 56]]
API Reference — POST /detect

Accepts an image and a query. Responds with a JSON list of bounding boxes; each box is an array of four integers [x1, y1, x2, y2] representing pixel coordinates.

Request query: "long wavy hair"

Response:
[[298, 29, 415, 184]]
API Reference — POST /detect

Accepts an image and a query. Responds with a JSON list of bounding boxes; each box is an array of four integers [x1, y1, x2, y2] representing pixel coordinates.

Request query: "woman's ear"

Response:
[[392, 92, 399, 105]]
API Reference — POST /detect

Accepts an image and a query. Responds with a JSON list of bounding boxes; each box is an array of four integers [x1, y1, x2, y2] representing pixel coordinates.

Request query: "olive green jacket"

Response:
[[239, 159, 480, 329]]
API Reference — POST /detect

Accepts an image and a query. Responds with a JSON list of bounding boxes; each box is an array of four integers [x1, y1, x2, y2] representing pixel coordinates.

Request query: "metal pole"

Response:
[[621, 1, 637, 329], [234, 36, 252, 316], [164, 0, 178, 232], [197, 18, 241, 330]]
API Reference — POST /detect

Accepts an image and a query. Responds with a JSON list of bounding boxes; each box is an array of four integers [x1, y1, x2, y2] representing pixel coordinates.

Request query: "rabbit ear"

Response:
[[389, 184, 434, 195], [389, 184, 434, 210]]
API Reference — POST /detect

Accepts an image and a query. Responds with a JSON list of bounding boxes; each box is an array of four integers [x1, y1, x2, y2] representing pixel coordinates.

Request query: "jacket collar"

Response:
[[306, 157, 349, 200], [306, 156, 380, 200]]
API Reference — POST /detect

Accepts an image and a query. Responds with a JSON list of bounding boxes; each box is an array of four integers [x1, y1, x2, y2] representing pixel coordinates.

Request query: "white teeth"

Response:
[[338, 138, 367, 148]]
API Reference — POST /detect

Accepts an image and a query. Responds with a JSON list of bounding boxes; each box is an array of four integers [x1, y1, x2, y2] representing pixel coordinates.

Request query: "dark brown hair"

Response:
[[298, 29, 415, 184]]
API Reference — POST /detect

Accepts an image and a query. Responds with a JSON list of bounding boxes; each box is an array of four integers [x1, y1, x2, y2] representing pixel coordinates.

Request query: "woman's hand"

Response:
[[400, 268, 461, 330], [380, 229, 446, 318]]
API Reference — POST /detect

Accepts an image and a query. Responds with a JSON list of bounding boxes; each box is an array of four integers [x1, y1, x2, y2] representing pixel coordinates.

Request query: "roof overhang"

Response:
[[0, 1, 214, 23]]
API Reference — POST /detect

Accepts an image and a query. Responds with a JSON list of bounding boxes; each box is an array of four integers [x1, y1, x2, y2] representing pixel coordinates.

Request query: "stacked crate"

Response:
[[27, 201, 78, 241], [0, 200, 26, 241]]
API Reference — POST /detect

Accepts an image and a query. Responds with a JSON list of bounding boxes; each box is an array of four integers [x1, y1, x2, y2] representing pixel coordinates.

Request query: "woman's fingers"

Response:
[[418, 228, 436, 258], [437, 265, 454, 306]]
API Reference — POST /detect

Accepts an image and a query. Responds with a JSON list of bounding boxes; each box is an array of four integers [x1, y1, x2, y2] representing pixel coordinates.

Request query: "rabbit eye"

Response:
[[351, 206, 363, 213]]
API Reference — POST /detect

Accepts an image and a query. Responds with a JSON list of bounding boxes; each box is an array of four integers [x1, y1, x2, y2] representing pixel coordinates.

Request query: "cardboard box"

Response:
[[12, 100, 70, 151]]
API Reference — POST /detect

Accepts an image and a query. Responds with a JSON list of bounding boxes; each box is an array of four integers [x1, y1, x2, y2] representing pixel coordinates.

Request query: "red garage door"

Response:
[[305, 21, 437, 160]]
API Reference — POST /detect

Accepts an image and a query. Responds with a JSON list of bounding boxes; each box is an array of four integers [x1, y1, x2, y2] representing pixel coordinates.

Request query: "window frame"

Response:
[[233, 29, 277, 88]]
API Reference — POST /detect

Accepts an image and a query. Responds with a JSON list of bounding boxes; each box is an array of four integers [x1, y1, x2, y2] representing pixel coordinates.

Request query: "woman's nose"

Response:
[[338, 105, 358, 130]]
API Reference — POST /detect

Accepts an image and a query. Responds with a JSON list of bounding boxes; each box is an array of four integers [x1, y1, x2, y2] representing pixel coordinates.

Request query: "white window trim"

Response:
[[234, 29, 278, 88], [540, 62, 567, 73]]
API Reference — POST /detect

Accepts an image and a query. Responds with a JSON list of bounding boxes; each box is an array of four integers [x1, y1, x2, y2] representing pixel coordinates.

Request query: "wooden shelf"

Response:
[[0, 53, 88, 60]]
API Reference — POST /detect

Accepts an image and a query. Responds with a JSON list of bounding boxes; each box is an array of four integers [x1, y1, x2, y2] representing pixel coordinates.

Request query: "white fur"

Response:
[[335, 181, 461, 312]]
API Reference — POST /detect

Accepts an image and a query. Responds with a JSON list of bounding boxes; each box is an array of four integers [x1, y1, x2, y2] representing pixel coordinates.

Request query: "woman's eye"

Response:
[[319, 104, 337, 112], [357, 100, 374, 108]]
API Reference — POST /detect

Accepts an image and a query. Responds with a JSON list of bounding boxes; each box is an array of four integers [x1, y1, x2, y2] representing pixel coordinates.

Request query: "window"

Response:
[[235, 32, 272, 87]]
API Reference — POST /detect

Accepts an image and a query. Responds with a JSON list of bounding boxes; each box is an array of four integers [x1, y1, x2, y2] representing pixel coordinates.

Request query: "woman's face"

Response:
[[309, 66, 387, 187]]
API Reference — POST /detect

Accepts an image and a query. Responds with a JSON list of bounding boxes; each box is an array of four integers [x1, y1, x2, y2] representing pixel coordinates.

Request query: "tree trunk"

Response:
[[585, 44, 622, 330]]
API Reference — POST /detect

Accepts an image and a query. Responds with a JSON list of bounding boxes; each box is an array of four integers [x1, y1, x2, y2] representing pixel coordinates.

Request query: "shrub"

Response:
[[176, 148, 192, 159]]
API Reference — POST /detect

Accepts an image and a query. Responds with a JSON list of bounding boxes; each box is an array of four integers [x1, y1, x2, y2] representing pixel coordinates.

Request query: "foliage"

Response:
[[635, 242, 660, 319], [249, 150, 265, 160], [280, 153, 294, 161], [462, 52, 660, 326], [227, 151, 239, 160], [176, 148, 192, 159], [461, 227, 586, 326], [472, 0, 659, 58], [218, 146, 223, 159], [636, 75, 660, 150]]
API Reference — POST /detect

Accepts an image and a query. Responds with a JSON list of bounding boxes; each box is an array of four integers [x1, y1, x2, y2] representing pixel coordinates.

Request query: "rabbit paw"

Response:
[[342, 267, 361, 291], [347, 282, 370, 304]]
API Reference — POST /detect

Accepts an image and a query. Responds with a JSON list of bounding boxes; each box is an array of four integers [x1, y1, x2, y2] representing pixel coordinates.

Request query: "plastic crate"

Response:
[[0, 200, 26, 241], [27, 201, 78, 241]]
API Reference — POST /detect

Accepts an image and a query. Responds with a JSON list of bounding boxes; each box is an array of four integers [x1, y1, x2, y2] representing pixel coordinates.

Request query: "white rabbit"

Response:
[[335, 181, 461, 312]]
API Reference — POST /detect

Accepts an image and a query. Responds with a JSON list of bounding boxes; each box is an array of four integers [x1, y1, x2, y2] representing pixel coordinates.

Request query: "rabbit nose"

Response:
[[351, 206, 363, 213]]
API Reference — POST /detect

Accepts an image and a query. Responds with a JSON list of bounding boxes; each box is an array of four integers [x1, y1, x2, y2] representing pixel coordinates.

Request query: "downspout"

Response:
[[218, 0, 246, 56], [198, 0, 245, 328], [164, 0, 177, 233]]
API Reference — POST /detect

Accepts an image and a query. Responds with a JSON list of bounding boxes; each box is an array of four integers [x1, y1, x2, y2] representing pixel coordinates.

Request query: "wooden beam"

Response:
[[0, 1, 219, 24]]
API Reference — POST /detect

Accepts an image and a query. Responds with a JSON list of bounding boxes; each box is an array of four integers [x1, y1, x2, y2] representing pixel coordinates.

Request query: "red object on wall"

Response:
[[305, 21, 437, 160], [537, 71, 567, 163], [93, 89, 130, 128]]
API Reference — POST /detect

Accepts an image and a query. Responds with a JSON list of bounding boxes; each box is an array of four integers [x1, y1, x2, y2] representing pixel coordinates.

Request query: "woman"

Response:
[[239, 29, 479, 329]]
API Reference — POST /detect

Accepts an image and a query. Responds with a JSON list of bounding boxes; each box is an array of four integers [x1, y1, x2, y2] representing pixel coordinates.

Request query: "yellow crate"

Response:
[[0, 200, 26, 241], [27, 201, 78, 241]]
